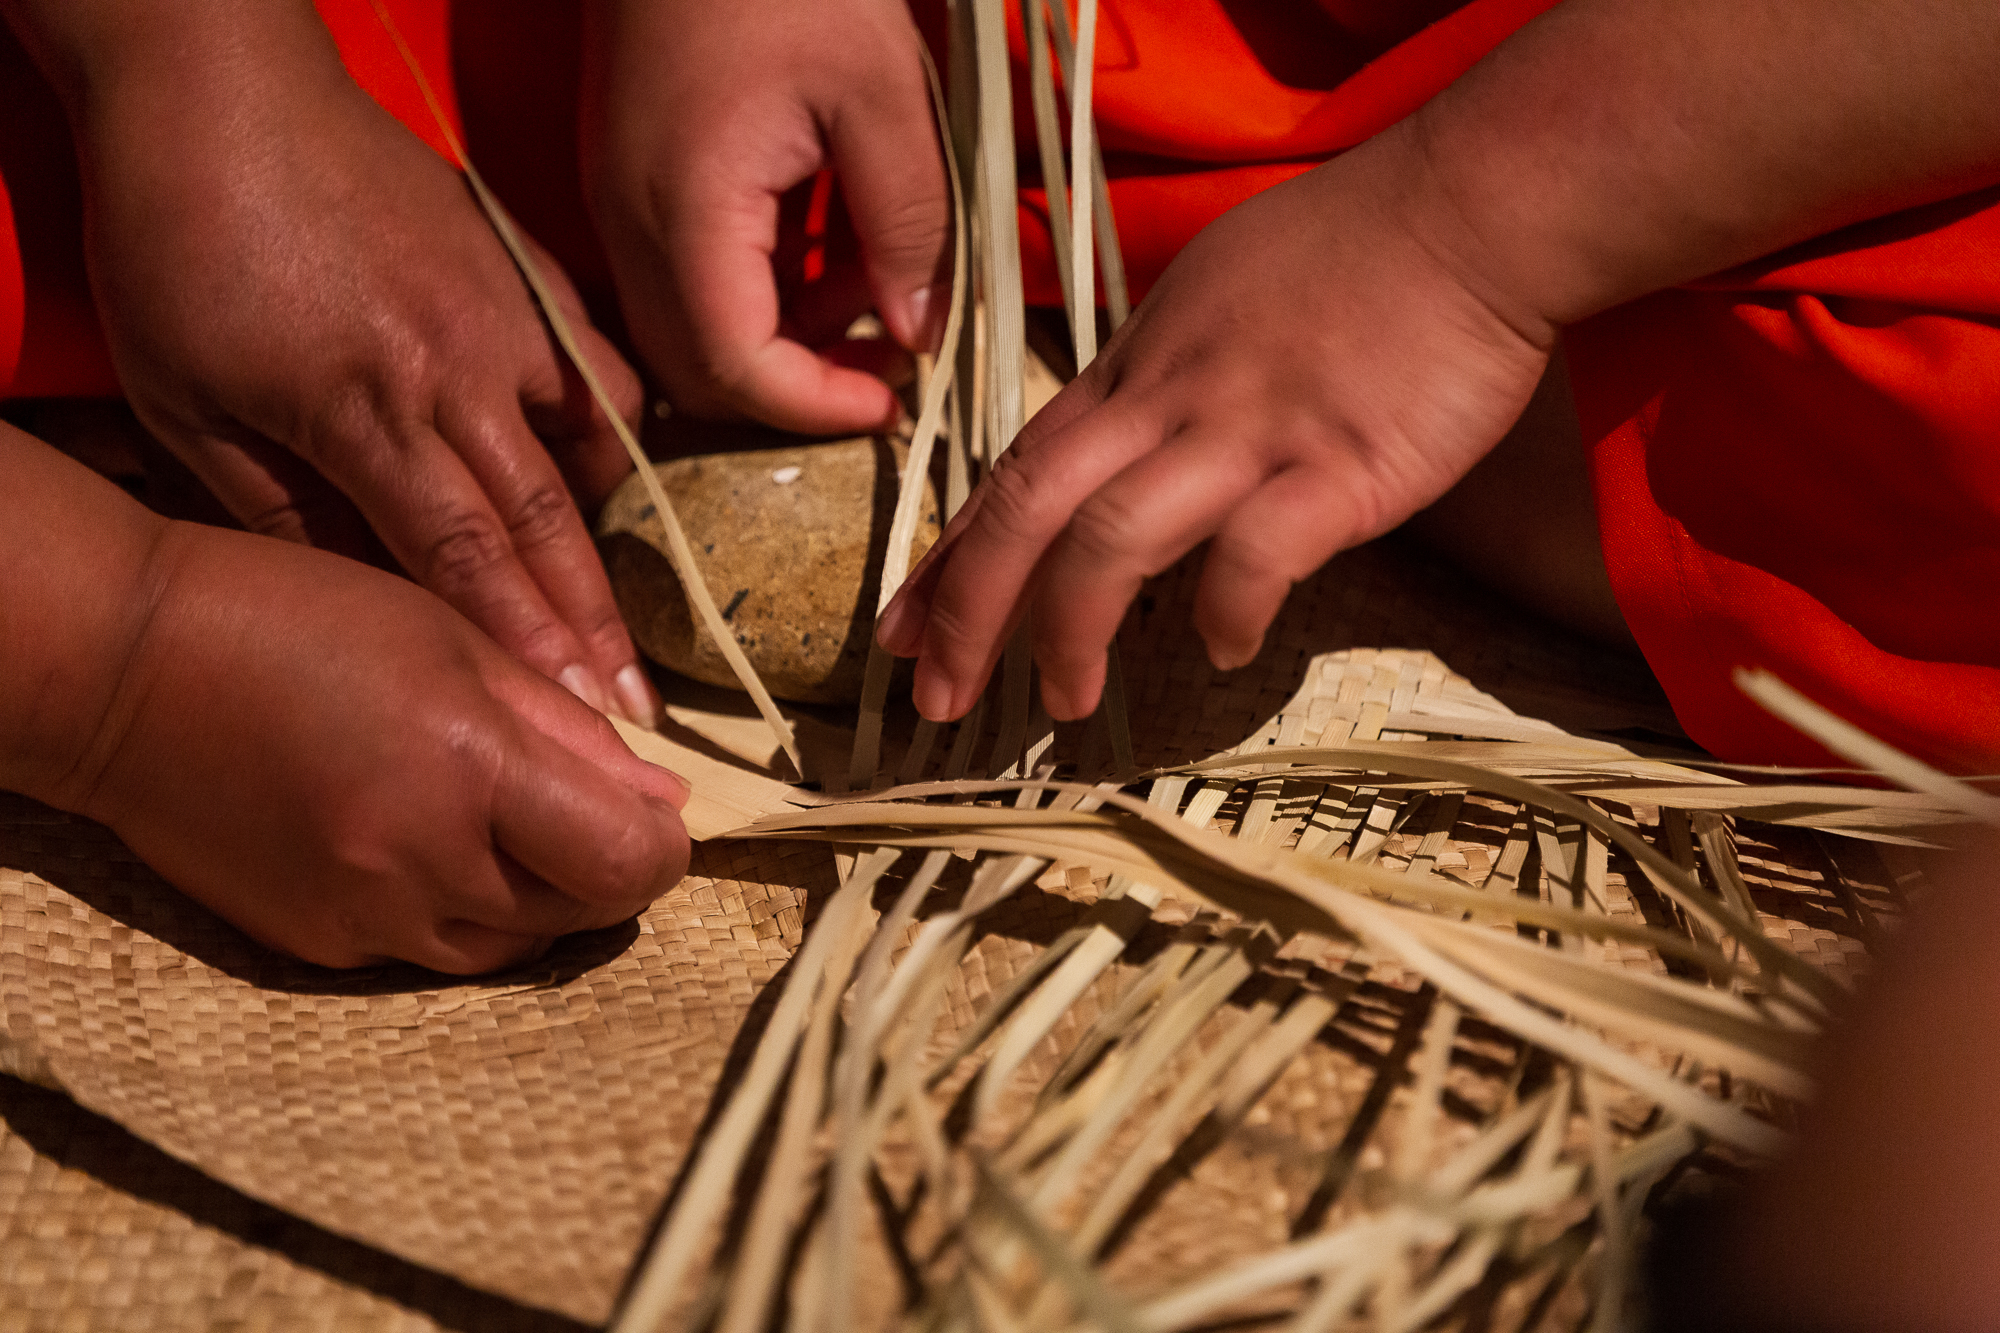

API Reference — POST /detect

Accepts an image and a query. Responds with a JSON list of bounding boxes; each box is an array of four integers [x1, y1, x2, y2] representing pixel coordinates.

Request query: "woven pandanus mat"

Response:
[[0, 536, 1901, 1331]]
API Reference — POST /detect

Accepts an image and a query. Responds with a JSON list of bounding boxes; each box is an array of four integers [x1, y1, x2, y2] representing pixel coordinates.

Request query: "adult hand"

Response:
[[96, 524, 691, 974], [2, 424, 690, 975], [584, 0, 949, 434], [877, 131, 1553, 722], [34, 0, 658, 725]]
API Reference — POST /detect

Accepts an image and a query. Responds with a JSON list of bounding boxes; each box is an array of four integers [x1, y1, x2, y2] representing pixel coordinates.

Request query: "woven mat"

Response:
[[1, 535, 1870, 1331]]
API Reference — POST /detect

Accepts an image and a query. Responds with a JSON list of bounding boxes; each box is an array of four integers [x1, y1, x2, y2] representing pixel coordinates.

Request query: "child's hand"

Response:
[[877, 136, 1553, 722], [14, 0, 657, 725], [881, 0, 2000, 724], [583, 0, 948, 434]]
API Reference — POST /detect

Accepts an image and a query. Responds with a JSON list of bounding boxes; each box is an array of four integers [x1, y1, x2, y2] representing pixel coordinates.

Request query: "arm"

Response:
[[0, 0, 662, 726], [0, 421, 690, 974], [879, 0, 2000, 721]]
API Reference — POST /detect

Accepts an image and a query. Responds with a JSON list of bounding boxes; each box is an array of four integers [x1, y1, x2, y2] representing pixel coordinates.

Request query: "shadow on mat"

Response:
[[0, 791, 640, 996], [0, 1073, 595, 1333]]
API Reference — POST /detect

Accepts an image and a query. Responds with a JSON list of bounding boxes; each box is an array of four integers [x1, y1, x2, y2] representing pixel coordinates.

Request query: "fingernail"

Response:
[[1041, 682, 1083, 724], [877, 592, 918, 655], [614, 664, 660, 729], [1209, 637, 1264, 673], [905, 286, 936, 348], [912, 661, 954, 722], [559, 663, 609, 715]]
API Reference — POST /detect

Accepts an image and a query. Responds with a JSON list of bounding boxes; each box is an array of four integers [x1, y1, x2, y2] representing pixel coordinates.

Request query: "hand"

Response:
[[583, 0, 949, 433], [55, 2, 658, 725], [877, 129, 1554, 722], [1, 424, 690, 975], [81, 522, 691, 974]]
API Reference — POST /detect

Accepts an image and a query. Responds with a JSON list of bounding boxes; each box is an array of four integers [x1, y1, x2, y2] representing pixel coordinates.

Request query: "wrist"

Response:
[[1, 0, 351, 135], [0, 429, 177, 817]]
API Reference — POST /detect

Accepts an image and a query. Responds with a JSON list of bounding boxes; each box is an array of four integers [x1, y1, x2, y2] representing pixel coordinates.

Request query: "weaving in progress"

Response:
[[3, 2, 1998, 1330]]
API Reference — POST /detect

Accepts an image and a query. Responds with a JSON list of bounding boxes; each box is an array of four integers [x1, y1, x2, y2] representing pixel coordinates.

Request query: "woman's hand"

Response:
[[1, 423, 690, 975], [583, 0, 949, 434], [877, 131, 1554, 722], [88, 522, 692, 974], [5, 0, 659, 725]]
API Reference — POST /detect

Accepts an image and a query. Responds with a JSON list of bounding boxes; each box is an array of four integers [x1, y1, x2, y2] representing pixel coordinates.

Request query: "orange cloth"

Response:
[[1004, 0, 1563, 306]]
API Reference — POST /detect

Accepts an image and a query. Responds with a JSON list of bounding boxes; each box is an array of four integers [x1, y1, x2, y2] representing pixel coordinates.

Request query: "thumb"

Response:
[[825, 75, 951, 353], [490, 712, 691, 914]]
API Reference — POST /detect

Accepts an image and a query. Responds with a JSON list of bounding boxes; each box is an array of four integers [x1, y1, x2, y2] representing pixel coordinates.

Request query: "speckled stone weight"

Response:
[[597, 437, 940, 705]]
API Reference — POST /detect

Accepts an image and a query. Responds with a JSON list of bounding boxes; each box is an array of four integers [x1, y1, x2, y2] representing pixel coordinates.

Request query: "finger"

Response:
[[447, 852, 633, 939], [875, 368, 1116, 657], [655, 183, 903, 433], [526, 314, 645, 514], [823, 75, 951, 351], [1194, 466, 1370, 671], [312, 412, 612, 712], [1028, 432, 1270, 720], [421, 919, 555, 977], [513, 328, 662, 728], [163, 425, 378, 560], [447, 405, 649, 721], [905, 400, 1169, 721], [489, 712, 691, 913], [491, 664, 691, 810]]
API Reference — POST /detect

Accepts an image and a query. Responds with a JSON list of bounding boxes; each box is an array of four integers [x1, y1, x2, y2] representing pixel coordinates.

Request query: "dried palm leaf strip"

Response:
[[608, 848, 897, 1333], [369, 0, 802, 778], [1159, 746, 1843, 1008], [851, 47, 973, 790], [739, 779, 1787, 998], [1045, 0, 1132, 327], [739, 789, 1796, 1149], [1736, 667, 2000, 825]]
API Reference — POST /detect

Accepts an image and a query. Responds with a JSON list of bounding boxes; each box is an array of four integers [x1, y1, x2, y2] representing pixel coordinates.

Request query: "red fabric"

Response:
[[0, 0, 461, 399], [1007, 0, 1561, 305], [5, 0, 1994, 769], [998, 0, 2000, 772], [0, 27, 117, 398], [1568, 194, 2000, 772]]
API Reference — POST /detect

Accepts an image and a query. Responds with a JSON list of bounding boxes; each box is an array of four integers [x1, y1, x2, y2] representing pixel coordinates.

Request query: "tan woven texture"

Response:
[[0, 537, 1889, 1330]]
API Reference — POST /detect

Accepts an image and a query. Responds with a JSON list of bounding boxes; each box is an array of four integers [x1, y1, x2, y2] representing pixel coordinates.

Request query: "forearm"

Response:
[[0, 0, 349, 126], [1396, 0, 2000, 334], [0, 426, 174, 811]]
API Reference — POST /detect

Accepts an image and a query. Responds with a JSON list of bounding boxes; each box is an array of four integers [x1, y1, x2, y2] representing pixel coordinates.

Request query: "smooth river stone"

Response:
[[597, 437, 940, 705]]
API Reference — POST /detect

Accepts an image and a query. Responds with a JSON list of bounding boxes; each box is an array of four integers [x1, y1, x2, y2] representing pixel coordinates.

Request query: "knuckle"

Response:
[[579, 612, 638, 664], [979, 458, 1060, 543], [920, 597, 982, 660], [422, 512, 513, 597], [1065, 490, 1148, 566], [865, 195, 947, 270], [501, 482, 575, 554], [242, 501, 311, 544], [589, 815, 671, 901]]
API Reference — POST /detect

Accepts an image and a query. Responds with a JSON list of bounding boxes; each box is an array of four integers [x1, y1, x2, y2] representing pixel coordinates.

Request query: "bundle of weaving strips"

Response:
[[4, 537, 1974, 1330]]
